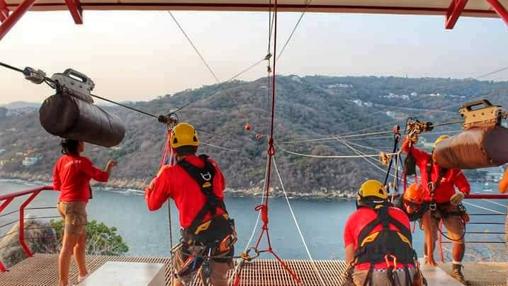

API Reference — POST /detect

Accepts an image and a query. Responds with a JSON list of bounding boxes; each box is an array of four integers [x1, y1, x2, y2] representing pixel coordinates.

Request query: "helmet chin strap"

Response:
[[356, 196, 390, 210]]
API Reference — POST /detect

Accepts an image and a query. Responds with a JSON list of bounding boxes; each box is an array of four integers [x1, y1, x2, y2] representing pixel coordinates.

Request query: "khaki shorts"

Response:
[[172, 244, 233, 286], [57, 201, 87, 235], [422, 205, 465, 243], [353, 268, 417, 286]]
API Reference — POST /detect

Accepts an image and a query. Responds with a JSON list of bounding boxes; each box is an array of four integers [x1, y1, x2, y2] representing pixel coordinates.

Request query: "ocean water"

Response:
[[0, 180, 505, 261]]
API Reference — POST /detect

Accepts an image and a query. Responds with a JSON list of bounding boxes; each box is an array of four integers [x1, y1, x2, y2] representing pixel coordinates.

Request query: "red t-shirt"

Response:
[[144, 155, 226, 229], [344, 207, 412, 270], [53, 154, 109, 203], [402, 138, 470, 203]]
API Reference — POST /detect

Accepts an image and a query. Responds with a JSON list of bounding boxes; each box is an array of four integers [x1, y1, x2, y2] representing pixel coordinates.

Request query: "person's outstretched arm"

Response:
[[81, 158, 116, 182], [145, 166, 171, 211]]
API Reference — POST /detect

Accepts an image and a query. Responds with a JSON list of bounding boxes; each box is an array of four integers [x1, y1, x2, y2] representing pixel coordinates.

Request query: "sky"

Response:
[[0, 10, 507, 105]]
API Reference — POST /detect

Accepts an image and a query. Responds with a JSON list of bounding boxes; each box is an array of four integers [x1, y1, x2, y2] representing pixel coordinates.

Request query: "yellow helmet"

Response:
[[358, 179, 388, 201], [170, 122, 199, 148], [434, 135, 450, 148]]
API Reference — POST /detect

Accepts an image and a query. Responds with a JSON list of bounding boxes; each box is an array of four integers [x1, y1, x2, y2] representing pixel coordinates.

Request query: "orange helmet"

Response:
[[403, 184, 424, 205]]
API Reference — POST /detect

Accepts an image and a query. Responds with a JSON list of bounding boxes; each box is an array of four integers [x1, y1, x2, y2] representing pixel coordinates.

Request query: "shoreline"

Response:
[[0, 172, 356, 200]]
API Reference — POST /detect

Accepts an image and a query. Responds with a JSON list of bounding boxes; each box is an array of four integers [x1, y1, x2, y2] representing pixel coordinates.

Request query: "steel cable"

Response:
[[273, 157, 326, 286]]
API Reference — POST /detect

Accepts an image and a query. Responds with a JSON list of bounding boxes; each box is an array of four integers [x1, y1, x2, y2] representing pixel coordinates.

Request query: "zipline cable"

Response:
[[476, 65, 508, 79], [0, 61, 161, 119], [87, 93, 159, 119], [0, 62, 24, 73], [279, 119, 463, 145], [336, 138, 399, 179], [463, 201, 505, 215], [235, 0, 301, 284], [277, 0, 313, 61], [171, 56, 267, 113], [273, 157, 326, 286], [277, 140, 397, 159], [279, 130, 393, 144], [480, 199, 508, 210], [201, 142, 239, 152], [168, 11, 221, 83]]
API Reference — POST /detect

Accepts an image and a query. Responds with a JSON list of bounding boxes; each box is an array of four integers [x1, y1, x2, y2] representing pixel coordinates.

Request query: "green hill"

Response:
[[1, 75, 507, 197]]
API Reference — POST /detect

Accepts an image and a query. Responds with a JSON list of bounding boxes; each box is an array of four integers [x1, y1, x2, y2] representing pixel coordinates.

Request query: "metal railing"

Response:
[[435, 193, 508, 262], [0, 186, 54, 272], [0, 186, 506, 272]]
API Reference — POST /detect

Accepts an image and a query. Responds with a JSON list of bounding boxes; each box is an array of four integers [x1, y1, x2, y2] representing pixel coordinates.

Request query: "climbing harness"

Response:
[[175, 154, 237, 283], [352, 206, 423, 286]]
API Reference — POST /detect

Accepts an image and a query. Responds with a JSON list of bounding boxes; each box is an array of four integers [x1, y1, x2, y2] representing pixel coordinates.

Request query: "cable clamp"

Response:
[[23, 67, 46, 85]]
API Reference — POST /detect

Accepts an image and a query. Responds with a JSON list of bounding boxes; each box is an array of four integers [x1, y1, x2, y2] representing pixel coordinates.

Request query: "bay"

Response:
[[0, 180, 505, 261]]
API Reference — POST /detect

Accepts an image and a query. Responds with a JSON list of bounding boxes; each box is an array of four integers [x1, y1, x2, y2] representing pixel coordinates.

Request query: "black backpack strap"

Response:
[[357, 207, 392, 245], [362, 264, 375, 286], [178, 155, 226, 234], [426, 154, 448, 203]]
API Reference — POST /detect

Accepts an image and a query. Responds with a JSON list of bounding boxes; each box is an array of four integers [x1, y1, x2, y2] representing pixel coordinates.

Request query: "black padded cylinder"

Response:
[[39, 94, 125, 147]]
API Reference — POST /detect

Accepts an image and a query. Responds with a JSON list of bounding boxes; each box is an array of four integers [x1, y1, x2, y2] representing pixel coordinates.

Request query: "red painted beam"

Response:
[[64, 0, 83, 24], [445, 0, 469, 29], [486, 0, 508, 26], [0, 0, 9, 23], [0, 0, 36, 41]]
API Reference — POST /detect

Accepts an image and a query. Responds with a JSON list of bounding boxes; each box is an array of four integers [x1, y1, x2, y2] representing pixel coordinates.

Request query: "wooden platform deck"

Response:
[[0, 254, 505, 285]]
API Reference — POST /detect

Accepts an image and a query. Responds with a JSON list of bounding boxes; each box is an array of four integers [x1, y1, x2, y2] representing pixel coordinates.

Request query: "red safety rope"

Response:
[[233, 0, 301, 284]]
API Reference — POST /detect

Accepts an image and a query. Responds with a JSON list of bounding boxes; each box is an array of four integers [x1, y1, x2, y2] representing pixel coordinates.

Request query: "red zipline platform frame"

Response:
[[0, 0, 82, 40], [1, 0, 507, 41], [0, 186, 53, 272], [446, 0, 508, 28]]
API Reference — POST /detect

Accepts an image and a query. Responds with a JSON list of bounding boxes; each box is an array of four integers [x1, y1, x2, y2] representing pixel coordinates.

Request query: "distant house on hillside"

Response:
[[22, 156, 41, 167]]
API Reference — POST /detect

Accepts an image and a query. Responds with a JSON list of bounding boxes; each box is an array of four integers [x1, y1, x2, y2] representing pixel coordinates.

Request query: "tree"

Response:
[[51, 219, 129, 256]]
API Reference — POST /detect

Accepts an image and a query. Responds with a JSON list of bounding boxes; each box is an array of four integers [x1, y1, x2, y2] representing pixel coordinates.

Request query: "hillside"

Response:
[[1, 75, 507, 197]]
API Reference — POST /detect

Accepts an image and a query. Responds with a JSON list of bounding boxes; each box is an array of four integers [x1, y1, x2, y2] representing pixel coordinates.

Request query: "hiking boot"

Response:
[[451, 264, 470, 285]]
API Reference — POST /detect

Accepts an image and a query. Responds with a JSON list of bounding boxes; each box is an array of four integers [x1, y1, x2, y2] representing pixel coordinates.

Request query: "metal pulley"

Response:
[[459, 99, 506, 129], [158, 112, 179, 129], [405, 118, 433, 142]]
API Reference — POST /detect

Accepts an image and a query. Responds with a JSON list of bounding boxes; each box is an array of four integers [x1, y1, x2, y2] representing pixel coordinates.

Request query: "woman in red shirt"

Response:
[[53, 139, 117, 286]]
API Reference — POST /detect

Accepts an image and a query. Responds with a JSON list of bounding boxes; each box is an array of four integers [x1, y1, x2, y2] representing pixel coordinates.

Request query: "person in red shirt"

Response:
[[53, 139, 117, 286], [145, 122, 236, 286], [344, 179, 424, 286], [402, 135, 470, 284]]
